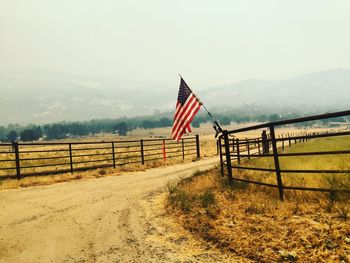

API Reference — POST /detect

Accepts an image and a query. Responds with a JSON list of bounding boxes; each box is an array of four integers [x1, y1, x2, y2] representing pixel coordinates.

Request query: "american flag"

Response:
[[172, 78, 201, 141]]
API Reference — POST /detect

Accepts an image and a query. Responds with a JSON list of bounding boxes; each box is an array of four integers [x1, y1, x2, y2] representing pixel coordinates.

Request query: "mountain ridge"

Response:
[[1, 68, 349, 125]]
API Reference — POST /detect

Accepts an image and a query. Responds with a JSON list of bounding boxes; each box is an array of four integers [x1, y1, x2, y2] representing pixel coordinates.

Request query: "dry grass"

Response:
[[0, 155, 197, 190], [0, 126, 339, 191], [0, 139, 199, 177], [236, 136, 350, 191], [42, 123, 333, 140], [0, 125, 329, 178], [167, 168, 350, 262], [0, 133, 208, 188], [167, 135, 350, 262]]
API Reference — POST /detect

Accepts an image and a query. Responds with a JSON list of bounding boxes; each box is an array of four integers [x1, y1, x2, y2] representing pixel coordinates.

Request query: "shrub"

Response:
[[98, 169, 106, 176], [167, 184, 194, 212], [200, 189, 216, 208]]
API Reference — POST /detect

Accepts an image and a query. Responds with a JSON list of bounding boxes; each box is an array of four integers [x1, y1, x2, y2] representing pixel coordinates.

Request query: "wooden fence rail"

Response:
[[0, 135, 200, 180], [218, 110, 350, 200]]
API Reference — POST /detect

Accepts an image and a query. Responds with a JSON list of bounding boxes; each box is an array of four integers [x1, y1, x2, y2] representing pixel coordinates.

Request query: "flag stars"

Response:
[[178, 79, 192, 105]]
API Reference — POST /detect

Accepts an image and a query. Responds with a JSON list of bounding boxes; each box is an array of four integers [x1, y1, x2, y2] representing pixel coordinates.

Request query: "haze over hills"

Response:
[[0, 71, 175, 125], [1, 68, 349, 125], [202, 68, 350, 113]]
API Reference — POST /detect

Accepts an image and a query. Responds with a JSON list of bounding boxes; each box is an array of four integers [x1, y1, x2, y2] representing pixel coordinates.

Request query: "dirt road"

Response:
[[0, 157, 237, 263]]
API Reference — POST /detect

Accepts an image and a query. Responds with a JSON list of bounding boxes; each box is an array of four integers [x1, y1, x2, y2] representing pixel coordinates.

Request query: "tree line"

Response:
[[0, 116, 175, 141], [1, 112, 348, 142]]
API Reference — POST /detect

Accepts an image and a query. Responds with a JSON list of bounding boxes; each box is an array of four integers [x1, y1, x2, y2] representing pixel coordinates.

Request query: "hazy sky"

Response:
[[1, 0, 350, 88]]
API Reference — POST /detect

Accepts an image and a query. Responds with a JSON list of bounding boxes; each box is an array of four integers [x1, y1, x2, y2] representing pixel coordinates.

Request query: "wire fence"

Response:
[[0, 135, 200, 180]]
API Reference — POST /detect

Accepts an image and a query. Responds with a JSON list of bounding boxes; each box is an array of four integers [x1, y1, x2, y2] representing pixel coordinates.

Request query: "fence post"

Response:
[[236, 138, 240, 164], [288, 134, 291, 147], [181, 139, 185, 160], [162, 139, 166, 162], [140, 139, 144, 165], [219, 137, 224, 177], [68, 143, 73, 174], [216, 140, 219, 155], [12, 141, 21, 179], [112, 142, 116, 168], [262, 130, 269, 154], [195, 135, 200, 159], [269, 126, 284, 201], [246, 138, 250, 159], [223, 131, 233, 181]]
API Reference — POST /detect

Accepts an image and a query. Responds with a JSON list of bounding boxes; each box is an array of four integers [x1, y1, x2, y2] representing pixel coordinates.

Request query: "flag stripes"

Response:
[[172, 78, 201, 141]]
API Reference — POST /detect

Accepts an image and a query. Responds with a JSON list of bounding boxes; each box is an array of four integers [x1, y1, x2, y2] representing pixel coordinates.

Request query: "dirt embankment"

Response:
[[0, 157, 238, 263]]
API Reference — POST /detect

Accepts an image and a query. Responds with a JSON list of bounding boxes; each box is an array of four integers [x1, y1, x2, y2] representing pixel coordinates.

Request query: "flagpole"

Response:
[[201, 104, 223, 132], [178, 75, 223, 136]]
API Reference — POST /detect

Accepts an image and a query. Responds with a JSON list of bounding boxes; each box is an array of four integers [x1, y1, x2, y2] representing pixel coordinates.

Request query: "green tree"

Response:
[[46, 124, 67, 140], [0, 126, 6, 140], [141, 120, 156, 129], [220, 116, 231, 126], [20, 129, 36, 141], [269, 114, 280, 122], [192, 121, 200, 128], [257, 114, 269, 122], [236, 115, 251, 123], [7, 130, 18, 141], [33, 126, 43, 139], [114, 122, 128, 136], [69, 123, 89, 136], [159, 117, 172, 127]]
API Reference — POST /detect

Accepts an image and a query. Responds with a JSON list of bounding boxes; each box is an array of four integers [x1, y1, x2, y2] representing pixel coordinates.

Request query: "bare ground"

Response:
[[0, 157, 240, 263]]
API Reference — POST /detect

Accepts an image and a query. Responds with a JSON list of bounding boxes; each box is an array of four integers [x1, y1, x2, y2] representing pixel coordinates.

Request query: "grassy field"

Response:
[[0, 136, 202, 189], [0, 139, 198, 176], [0, 125, 339, 190], [128, 122, 335, 139], [167, 136, 350, 262], [235, 135, 350, 192], [0, 125, 323, 179]]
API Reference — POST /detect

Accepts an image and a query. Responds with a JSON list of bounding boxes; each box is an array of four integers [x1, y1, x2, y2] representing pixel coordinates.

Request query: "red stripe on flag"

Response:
[[173, 100, 200, 140], [172, 96, 197, 134], [172, 78, 201, 141], [174, 104, 200, 141], [172, 95, 196, 130], [173, 103, 201, 141], [173, 99, 200, 135]]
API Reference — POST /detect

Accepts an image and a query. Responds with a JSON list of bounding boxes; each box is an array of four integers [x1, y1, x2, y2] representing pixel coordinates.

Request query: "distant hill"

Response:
[[201, 68, 350, 113], [0, 69, 349, 125], [0, 71, 174, 124]]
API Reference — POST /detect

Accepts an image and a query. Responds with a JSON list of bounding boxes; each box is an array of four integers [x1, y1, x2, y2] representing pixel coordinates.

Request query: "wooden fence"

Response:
[[0, 135, 200, 180], [218, 110, 350, 200]]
